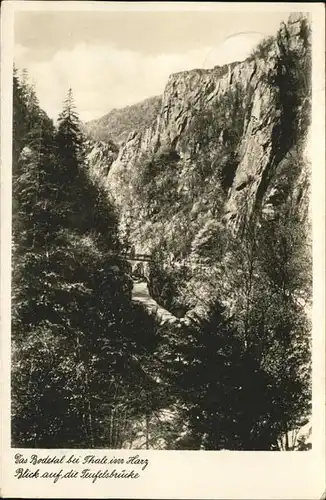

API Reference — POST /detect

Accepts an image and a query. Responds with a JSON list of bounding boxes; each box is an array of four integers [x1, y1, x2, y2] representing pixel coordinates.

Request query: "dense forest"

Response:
[[12, 15, 312, 451], [12, 70, 164, 448]]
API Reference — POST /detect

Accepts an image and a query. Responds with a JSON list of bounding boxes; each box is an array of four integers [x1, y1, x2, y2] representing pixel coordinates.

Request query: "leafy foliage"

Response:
[[148, 247, 190, 314], [248, 36, 275, 60]]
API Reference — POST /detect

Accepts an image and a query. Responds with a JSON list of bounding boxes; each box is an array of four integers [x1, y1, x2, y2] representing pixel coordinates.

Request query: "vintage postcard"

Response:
[[1, 1, 325, 498]]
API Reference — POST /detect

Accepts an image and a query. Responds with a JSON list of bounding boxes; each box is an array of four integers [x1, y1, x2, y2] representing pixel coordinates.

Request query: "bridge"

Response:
[[120, 252, 152, 263]]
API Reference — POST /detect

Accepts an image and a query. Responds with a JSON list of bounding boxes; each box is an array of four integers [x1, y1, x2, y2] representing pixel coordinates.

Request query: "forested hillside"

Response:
[[12, 12, 312, 450], [83, 96, 162, 145], [11, 71, 165, 448]]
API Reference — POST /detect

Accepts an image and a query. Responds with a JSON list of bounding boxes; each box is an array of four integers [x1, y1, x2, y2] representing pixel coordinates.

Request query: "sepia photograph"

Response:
[[9, 5, 315, 453]]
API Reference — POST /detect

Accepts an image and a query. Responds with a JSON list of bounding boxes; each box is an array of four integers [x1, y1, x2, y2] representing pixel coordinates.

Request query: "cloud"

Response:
[[203, 32, 264, 68], [14, 33, 264, 122]]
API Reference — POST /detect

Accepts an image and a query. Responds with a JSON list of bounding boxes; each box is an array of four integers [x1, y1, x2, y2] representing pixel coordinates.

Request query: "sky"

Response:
[[14, 9, 292, 122]]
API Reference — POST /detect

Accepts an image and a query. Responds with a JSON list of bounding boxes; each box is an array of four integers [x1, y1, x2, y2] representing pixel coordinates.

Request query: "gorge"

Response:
[[11, 12, 312, 451], [86, 12, 311, 323]]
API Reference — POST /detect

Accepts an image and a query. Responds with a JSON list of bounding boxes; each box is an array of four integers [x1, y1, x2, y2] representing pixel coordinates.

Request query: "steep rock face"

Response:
[[84, 138, 119, 182], [108, 14, 310, 227], [95, 13, 311, 315]]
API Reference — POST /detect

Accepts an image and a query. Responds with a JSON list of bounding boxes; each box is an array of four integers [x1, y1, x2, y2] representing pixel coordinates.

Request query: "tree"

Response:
[[159, 299, 277, 450], [12, 68, 53, 166], [218, 185, 311, 449], [255, 190, 312, 448], [13, 66, 29, 165], [57, 89, 84, 167]]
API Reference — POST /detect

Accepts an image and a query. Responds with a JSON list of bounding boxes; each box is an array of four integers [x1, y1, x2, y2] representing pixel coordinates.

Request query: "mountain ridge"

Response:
[[83, 95, 162, 145]]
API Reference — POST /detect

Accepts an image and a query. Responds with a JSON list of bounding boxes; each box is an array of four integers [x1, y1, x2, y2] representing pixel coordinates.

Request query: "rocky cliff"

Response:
[[84, 138, 119, 182], [88, 13, 312, 316]]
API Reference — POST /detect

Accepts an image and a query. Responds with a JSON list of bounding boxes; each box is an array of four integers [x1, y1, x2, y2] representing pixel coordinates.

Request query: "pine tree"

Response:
[[57, 89, 83, 168], [164, 302, 252, 450], [13, 66, 29, 165]]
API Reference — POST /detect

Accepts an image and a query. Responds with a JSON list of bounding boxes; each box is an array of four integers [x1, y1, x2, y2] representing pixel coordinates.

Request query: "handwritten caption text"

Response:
[[14, 453, 150, 484]]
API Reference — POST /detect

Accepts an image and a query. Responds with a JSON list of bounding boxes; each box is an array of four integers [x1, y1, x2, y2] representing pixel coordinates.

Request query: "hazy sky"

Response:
[[14, 9, 291, 122]]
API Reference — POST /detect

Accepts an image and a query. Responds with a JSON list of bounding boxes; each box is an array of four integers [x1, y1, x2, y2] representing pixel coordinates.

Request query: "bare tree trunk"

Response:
[[285, 427, 289, 451], [120, 407, 128, 448], [28, 362, 34, 392], [85, 372, 94, 447], [145, 414, 150, 450], [109, 409, 114, 448], [114, 409, 120, 448]]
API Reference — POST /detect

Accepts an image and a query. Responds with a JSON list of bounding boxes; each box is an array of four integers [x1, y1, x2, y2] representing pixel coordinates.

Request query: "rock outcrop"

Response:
[[108, 13, 310, 225], [84, 138, 119, 182], [86, 13, 311, 317]]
